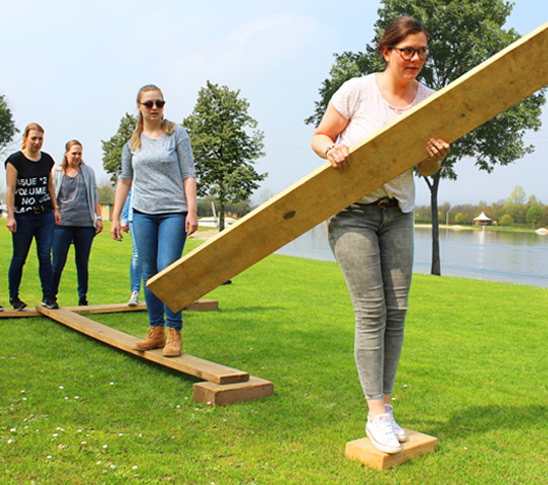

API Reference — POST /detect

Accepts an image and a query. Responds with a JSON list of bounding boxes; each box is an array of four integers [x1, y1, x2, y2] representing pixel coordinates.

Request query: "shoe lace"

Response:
[[379, 415, 395, 436], [166, 328, 175, 344]]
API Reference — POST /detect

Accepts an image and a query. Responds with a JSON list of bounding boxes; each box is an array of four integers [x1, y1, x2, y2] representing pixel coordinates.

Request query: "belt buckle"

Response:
[[376, 198, 391, 208]]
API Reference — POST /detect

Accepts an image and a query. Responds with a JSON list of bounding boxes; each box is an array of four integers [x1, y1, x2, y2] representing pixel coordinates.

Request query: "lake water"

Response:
[[276, 224, 548, 288]]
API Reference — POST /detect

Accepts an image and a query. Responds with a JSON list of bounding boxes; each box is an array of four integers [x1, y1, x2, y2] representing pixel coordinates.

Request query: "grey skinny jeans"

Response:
[[328, 202, 413, 400]]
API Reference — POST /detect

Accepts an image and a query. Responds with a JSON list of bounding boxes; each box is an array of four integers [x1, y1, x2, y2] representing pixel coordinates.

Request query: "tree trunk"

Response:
[[427, 173, 441, 276], [423, 173, 441, 275], [219, 202, 226, 232]]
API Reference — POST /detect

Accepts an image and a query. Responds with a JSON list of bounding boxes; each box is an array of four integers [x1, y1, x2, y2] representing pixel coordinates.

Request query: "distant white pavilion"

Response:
[[473, 212, 493, 226]]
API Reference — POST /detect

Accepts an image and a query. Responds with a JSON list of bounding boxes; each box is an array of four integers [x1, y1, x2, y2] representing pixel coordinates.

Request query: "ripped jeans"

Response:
[[328, 202, 413, 400]]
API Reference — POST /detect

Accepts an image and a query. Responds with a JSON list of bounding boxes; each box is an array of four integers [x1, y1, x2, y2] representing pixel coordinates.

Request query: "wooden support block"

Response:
[[0, 299, 218, 319], [184, 299, 219, 312], [345, 429, 437, 470], [147, 21, 548, 312], [35, 306, 248, 385], [193, 376, 274, 406]]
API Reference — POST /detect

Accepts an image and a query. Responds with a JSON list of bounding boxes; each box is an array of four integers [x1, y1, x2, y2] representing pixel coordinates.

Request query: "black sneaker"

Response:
[[78, 298, 88, 306], [10, 296, 27, 311], [41, 297, 59, 309]]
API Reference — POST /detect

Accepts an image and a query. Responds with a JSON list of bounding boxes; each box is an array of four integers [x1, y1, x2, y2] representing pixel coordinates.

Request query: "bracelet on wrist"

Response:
[[324, 145, 335, 156]]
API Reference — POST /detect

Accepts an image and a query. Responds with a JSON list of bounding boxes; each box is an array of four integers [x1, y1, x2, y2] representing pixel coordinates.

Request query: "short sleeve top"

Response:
[[5, 151, 55, 214], [331, 74, 434, 212]]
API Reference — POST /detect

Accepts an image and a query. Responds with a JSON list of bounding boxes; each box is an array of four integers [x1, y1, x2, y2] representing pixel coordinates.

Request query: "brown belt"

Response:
[[370, 197, 399, 209]]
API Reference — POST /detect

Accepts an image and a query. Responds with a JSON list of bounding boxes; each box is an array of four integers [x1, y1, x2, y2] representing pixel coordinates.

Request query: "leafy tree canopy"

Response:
[[183, 81, 266, 230], [101, 113, 137, 184], [0, 94, 18, 158]]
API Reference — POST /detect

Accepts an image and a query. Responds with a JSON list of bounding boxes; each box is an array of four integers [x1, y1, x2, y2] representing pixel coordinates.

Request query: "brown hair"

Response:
[[62, 140, 85, 171], [130, 84, 176, 151], [377, 16, 428, 63], [21, 123, 45, 149]]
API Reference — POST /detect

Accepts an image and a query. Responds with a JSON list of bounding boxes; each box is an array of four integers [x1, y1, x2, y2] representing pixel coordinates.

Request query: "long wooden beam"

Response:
[[36, 306, 248, 384], [148, 22, 548, 312], [0, 300, 218, 319]]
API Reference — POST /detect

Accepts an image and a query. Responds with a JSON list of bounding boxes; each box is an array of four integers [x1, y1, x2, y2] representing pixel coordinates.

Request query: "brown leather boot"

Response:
[[163, 328, 182, 357], [132, 326, 165, 351]]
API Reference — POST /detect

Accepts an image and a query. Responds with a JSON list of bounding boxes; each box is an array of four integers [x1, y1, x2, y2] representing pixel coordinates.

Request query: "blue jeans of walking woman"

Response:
[[328, 203, 414, 401], [9, 210, 55, 299], [132, 211, 187, 330], [52, 226, 96, 301]]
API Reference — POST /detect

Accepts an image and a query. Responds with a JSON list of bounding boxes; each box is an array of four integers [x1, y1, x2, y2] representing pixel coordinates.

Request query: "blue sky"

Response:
[[1, 0, 547, 207]]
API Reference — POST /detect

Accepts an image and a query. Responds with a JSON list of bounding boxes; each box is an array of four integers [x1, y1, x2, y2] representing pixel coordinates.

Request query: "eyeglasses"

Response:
[[140, 100, 166, 109], [389, 47, 429, 61]]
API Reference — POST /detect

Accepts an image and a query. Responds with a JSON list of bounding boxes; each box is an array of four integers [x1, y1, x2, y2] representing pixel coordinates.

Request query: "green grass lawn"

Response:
[[0, 221, 546, 484]]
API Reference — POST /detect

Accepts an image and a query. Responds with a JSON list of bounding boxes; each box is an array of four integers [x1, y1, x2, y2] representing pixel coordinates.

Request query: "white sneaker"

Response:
[[385, 404, 408, 442], [128, 291, 139, 307], [366, 413, 402, 454]]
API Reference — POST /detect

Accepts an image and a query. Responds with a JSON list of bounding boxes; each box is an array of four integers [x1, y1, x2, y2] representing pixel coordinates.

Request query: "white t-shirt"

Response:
[[331, 73, 434, 212]]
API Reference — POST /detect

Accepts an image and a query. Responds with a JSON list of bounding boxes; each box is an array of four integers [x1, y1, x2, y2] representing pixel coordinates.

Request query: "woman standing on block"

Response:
[[5, 123, 60, 310], [311, 17, 450, 454], [51, 140, 103, 306], [111, 84, 198, 358]]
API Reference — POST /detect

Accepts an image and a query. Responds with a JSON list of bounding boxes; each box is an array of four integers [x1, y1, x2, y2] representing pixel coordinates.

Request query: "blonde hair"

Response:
[[21, 123, 45, 150], [62, 140, 85, 171], [130, 84, 175, 151]]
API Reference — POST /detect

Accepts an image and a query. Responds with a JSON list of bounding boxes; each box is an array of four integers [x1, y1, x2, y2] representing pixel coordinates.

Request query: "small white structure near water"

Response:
[[473, 212, 492, 226]]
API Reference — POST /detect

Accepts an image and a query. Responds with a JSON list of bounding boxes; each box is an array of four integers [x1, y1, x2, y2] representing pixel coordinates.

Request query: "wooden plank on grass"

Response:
[[35, 306, 248, 385], [147, 22, 548, 312], [0, 300, 218, 319]]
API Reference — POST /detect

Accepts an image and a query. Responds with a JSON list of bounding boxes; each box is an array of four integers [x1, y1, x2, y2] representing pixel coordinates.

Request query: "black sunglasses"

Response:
[[140, 100, 166, 109]]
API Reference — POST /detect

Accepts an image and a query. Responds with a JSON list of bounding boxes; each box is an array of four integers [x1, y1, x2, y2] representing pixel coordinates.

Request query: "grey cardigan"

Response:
[[52, 164, 100, 228]]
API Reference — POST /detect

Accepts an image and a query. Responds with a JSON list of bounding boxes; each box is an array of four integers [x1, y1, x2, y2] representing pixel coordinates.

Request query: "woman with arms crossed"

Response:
[[311, 17, 450, 454], [5, 123, 60, 310], [51, 140, 103, 306], [111, 84, 198, 358]]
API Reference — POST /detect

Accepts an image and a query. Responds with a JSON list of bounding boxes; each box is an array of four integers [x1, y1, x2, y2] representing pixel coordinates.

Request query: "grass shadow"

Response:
[[433, 404, 547, 438]]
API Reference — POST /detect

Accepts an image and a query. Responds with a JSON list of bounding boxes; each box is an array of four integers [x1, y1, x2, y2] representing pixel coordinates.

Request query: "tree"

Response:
[[526, 205, 543, 228], [504, 185, 527, 223], [101, 113, 138, 184], [0, 94, 18, 161], [183, 81, 266, 231], [306, 0, 546, 275], [97, 177, 115, 205]]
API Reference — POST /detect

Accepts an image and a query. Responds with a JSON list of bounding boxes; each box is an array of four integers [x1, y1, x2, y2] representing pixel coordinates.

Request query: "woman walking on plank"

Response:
[[311, 17, 450, 454], [111, 84, 198, 358]]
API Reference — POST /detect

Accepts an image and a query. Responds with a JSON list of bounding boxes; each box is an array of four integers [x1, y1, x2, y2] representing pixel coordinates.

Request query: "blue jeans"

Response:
[[328, 203, 414, 400], [129, 222, 142, 293], [9, 210, 55, 299], [52, 226, 96, 300], [132, 211, 187, 330]]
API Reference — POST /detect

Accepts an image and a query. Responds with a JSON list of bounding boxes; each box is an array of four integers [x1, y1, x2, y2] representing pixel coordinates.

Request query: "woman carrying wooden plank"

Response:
[[311, 17, 450, 454]]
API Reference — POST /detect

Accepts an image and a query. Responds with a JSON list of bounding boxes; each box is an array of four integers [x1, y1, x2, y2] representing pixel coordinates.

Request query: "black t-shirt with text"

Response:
[[5, 151, 55, 214]]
